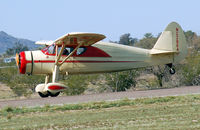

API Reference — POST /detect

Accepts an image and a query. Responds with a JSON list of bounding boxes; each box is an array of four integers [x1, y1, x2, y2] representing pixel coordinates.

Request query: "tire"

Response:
[[169, 68, 176, 75], [47, 91, 60, 97], [38, 92, 49, 98]]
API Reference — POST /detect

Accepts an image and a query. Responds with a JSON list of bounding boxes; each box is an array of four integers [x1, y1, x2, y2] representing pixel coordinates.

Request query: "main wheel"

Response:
[[38, 92, 49, 98], [169, 68, 175, 75], [47, 91, 60, 97]]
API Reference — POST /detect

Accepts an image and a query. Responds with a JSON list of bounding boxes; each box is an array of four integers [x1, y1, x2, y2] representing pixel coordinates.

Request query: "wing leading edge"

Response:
[[54, 32, 106, 46], [36, 32, 106, 47]]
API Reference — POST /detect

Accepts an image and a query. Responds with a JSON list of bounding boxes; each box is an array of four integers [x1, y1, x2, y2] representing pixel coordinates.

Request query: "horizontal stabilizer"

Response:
[[150, 49, 177, 55]]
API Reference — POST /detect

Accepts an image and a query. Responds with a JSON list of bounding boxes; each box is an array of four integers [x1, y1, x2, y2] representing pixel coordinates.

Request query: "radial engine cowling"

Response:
[[16, 51, 33, 75]]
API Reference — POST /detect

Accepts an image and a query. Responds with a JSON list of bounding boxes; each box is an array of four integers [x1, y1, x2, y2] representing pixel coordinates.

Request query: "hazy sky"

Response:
[[0, 0, 199, 41]]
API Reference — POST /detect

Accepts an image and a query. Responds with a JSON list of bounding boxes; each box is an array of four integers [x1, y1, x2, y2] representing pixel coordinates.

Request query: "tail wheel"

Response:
[[166, 63, 176, 75], [47, 91, 60, 97], [169, 68, 175, 75], [38, 92, 49, 98]]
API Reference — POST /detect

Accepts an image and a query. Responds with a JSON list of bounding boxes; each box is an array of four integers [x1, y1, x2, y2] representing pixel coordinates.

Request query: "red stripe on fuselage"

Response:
[[29, 60, 140, 63]]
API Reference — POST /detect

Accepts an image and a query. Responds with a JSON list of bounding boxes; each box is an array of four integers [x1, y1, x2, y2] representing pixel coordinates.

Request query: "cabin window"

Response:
[[77, 47, 86, 55], [48, 44, 55, 54], [63, 47, 74, 55]]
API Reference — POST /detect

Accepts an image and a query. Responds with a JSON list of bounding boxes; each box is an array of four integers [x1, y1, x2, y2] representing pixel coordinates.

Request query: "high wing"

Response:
[[54, 32, 106, 46], [35, 32, 106, 46]]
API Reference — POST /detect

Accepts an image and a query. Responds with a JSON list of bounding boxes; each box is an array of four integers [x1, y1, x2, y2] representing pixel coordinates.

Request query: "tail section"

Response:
[[150, 22, 187, 63]]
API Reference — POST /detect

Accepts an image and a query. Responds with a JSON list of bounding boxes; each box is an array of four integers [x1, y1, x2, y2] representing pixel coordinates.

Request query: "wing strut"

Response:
[[55, 42, 65, 65], [53, 42, 65, 82]]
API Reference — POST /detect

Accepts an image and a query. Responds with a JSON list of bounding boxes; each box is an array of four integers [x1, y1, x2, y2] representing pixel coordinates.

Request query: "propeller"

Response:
[[16, 53, 20, 68]]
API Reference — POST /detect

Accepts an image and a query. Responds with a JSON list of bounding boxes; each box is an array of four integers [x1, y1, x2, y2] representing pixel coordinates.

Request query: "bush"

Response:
[[181, 55, 200, 86], [0, 67, 44, 96], [106, 70, 138, 92], [63, 74, 99, 95]]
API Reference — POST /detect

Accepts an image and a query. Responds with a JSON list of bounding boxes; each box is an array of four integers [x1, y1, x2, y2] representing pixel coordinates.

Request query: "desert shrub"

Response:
[[181, 55, 200, 86], [62, 74, 99, 95], [0, 66, 44, 96], [106, 70, 138, 92]]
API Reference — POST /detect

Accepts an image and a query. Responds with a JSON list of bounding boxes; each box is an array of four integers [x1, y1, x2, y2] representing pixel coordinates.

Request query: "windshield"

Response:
[[47, 44, 55, 54]]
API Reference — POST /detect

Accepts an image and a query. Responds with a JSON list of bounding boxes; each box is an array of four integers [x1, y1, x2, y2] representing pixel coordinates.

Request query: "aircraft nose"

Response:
[[16, 51, 27, 74]]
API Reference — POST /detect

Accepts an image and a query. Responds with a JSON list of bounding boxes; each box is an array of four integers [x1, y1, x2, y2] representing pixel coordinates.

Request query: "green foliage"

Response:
[[181, 55, 200, 86], [0, 67, 44, 96], [184, 31, 200, 54], [4, 106, 14, 112], [10, 74, 44, 96], [184, 30, 197, 46], [144, 33, 153, 38], [63, 74, 99, 95], [106, 70, 138, 92], [5, 42, 29, 56], [64, 75, 87, 95], [118, 33, 137, 46], [146, 65, 171, 87], [192, 36, 200, 53], [134, 35, 157, 49]]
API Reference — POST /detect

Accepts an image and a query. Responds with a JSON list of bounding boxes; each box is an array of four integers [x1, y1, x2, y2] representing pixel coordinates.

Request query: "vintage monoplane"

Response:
[[16, 22, 187, 98]]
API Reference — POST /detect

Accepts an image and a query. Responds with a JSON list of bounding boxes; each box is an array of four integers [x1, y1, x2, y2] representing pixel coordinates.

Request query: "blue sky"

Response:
[[0, 0, 199, 41]]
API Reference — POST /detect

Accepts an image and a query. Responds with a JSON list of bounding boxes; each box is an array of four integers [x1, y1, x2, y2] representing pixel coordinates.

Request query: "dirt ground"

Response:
[[0, 86, 200, 109], [0, 83, 16, 100]]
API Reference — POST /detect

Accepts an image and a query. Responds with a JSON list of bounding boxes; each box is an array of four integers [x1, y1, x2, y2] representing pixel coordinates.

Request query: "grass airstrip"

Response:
[[1, 94, 200, 129]]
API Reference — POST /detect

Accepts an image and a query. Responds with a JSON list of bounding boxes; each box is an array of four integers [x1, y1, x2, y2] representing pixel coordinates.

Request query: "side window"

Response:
[[63, 47, 74, 55], [48, 44, 55, 54], [77, 47, 87, 55]]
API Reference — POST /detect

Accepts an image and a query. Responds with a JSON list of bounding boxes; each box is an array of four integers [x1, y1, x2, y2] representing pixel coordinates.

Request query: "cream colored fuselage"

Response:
[[24, 41, 173, 75]]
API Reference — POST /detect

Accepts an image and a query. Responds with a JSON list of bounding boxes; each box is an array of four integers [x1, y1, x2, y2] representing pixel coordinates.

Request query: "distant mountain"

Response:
[[0, 31, 39, 54]]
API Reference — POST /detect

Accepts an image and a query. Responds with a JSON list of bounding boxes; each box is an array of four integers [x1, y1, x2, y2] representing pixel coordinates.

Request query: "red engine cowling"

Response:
[[16, 51, 26, 74], [16, 51, 32, 74]]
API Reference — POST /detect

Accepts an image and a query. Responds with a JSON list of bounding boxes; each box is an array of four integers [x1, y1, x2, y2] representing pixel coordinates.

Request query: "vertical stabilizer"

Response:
[[150, 22, 187, 63]]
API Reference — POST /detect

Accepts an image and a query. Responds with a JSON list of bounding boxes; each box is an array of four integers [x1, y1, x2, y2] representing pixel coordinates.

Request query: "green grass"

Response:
[[1, 94, 200, 129]]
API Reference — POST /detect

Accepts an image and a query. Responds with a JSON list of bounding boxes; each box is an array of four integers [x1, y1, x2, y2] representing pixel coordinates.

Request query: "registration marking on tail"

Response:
[[176, 28, 179, 51]]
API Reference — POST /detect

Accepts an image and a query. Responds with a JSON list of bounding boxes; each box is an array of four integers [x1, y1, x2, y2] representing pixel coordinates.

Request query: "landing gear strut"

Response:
[[166, 63, 175, 75]]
